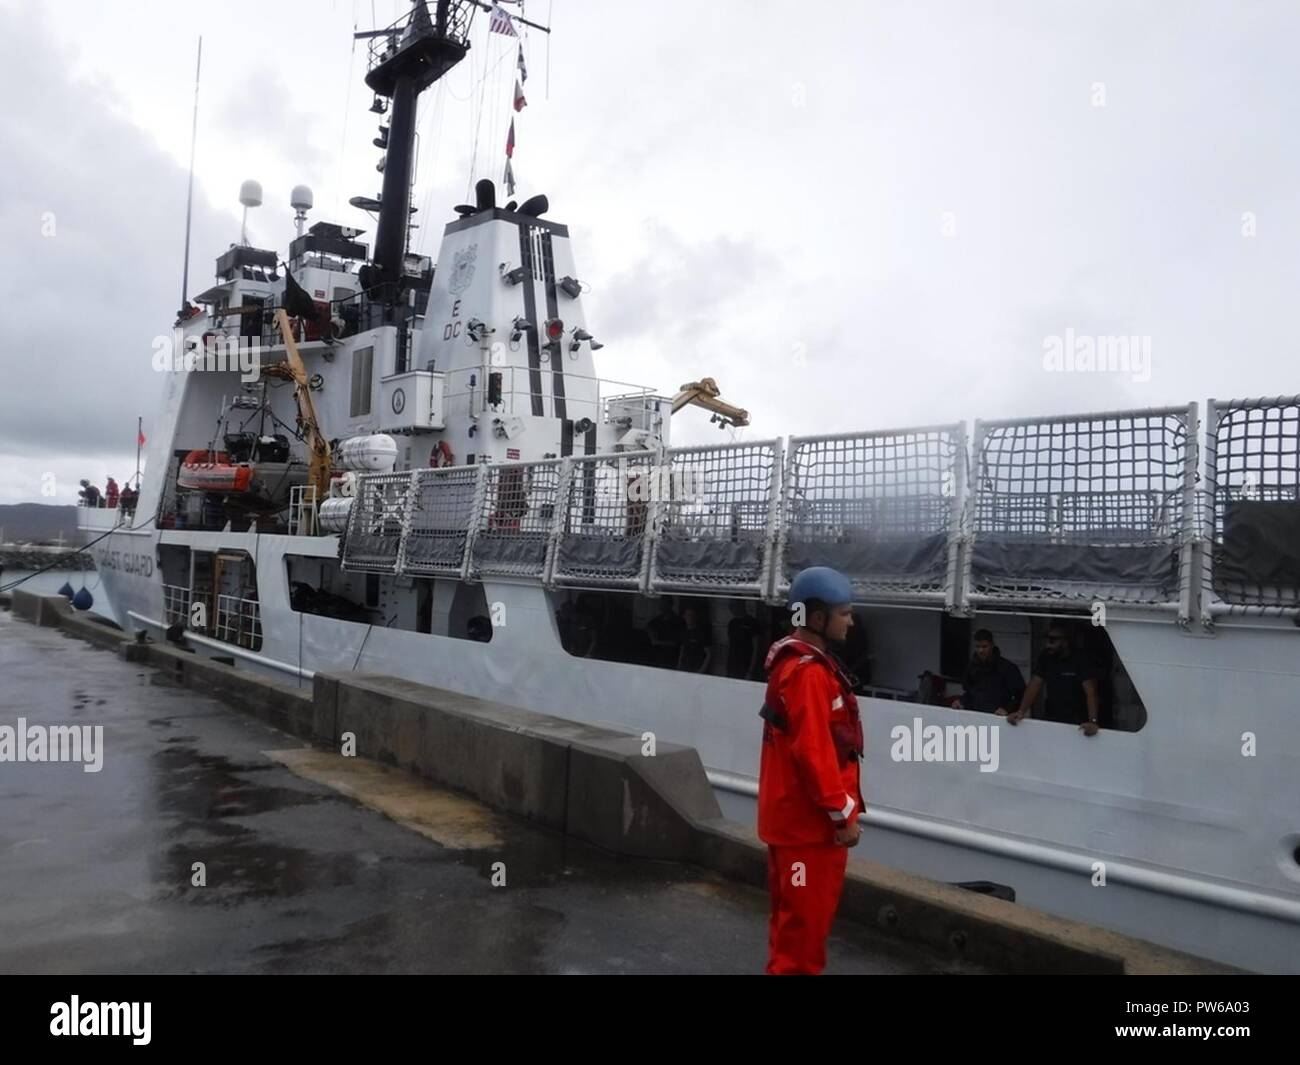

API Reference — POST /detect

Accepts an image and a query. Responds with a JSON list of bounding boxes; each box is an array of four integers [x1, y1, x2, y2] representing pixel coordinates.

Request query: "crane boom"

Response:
[[266, 309, 332, 506], [670, 377, 750, 428]]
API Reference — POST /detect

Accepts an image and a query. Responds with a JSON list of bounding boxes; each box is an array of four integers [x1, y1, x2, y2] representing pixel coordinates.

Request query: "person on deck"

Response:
[[955, 628, 1025, 714], [105, 478, 120, 509], [1002, 622, 1101, 736], [758, 566, 865, 975], [646, 598, 684, 669], [678, 602, 713, 673], [725, 601, 762, 680]]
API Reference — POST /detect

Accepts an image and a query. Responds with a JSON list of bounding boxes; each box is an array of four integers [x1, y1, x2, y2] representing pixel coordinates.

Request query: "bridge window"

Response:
[[350, 345, 374, 417]]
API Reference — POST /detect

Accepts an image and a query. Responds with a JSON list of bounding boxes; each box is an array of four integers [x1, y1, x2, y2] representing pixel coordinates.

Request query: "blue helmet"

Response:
[[787, 566, 853, 609]]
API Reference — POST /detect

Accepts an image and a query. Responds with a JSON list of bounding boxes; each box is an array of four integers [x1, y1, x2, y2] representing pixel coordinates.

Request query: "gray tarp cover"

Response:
[[785, 534, 949, 583], [971, 539, 1179, 593], [556, 535, 641, 574], [404, 533, 470, 567], [655, 540, 764, 578], [473, 533, 548, 570], [1216, 500, 1300, 591]]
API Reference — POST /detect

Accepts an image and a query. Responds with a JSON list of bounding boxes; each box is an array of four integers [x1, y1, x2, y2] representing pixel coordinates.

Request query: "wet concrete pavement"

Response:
[[0, 612, 985, 974]]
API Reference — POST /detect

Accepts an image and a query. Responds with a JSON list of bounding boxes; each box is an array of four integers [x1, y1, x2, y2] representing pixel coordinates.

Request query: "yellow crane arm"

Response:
[[266, 309, 332, 504], [670, 377, 750, 428]]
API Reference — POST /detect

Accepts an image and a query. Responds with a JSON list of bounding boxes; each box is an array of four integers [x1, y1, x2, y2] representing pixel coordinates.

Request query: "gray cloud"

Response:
[[0, 6, 230, 478], [5, 0, 1300, 499]]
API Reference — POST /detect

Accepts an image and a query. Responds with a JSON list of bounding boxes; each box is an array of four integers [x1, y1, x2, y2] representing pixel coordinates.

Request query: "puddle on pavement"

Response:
[[267, 748, 505, 851]]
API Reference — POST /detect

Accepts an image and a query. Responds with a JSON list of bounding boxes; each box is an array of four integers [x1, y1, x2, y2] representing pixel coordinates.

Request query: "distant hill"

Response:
[[0, 504, 81, 545]]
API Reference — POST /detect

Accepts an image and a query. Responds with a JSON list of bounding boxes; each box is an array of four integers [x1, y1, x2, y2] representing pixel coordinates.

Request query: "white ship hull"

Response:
[[86, 525, 1300, 973]]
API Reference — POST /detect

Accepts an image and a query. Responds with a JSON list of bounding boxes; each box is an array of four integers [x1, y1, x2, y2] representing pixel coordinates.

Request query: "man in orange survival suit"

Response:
[[758, 566, 864, 975]]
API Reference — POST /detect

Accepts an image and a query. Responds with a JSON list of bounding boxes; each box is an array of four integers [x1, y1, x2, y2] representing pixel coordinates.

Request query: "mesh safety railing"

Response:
[[552, 451, 659, 589], [649, 439, 782, 597], [470, 459, 562, 580], [341, 471, 415, 573], [966, 406, 1196, 606], [1204, 397, 1300, 610], [778, 426, 964, 601], [404, 466, 481, 577]]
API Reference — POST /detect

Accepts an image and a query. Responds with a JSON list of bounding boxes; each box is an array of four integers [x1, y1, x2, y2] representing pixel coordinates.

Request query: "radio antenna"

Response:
[[179, 37, 203, 315]]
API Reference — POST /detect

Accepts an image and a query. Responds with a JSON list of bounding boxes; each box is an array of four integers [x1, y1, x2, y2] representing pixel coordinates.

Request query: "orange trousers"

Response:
[[766, 842, 849, 975]]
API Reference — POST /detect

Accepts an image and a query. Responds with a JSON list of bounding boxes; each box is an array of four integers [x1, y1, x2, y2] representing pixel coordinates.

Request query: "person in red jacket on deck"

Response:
[[758, 566, 864, 975]]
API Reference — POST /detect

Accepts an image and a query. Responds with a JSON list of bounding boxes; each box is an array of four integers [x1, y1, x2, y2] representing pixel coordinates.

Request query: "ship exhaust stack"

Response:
[[358, 0, 470, 303]]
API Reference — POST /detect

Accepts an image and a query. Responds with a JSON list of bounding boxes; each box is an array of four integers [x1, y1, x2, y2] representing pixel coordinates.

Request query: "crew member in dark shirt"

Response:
[[647, 599, 685, 669], [725, 602, 761, 679], [956, 629, 1025, 713], [679, 603, 713, 673], [1003, 623, 1101, 736]]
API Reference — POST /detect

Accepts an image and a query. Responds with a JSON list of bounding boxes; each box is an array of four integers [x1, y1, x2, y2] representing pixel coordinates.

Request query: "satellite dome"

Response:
[[291, 185, 314, 211], [239, 179, 263, 208]]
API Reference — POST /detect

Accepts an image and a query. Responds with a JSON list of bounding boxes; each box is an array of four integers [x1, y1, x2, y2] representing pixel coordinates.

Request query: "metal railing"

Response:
[[1203, 396, 1300, 614], [365, 1, 472, 73], [162, 583, 191, 626], [329, 399, 1300, 621], [288, 485, 318, 536], [778, 425, 965, 605], [964, 405, 1197, 613], [470, 459, 563, 581], [648, 439, 783, 597], [438, 364, 658, 427], [404, 465, 480, 578], [550, 451, 660, 589], [343, 471, 415, 573], [214, 594, 263, 651]]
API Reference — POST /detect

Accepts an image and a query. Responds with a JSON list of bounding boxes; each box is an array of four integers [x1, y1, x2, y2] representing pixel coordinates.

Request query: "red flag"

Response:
[[505, 117, 515, 158], [138, 427, 147, 447], [513, 78, 527, 112]]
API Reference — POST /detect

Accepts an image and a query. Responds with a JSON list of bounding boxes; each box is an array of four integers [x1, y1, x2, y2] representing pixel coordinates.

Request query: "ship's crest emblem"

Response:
[[449, 243, 477, 295]]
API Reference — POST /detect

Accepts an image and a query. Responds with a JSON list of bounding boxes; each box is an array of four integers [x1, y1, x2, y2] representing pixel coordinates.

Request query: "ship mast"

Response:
[[355, 1, 471, 306], [354, 0, 551, 309]]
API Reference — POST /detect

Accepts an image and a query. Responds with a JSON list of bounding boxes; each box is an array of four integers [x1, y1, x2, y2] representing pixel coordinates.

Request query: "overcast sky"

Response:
[[2, 0, 1297, 504]]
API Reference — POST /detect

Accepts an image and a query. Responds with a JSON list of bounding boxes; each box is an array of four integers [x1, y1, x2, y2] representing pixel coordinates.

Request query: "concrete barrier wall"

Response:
[[323, 672, 722, 860], [1, 590, 1232, 974]]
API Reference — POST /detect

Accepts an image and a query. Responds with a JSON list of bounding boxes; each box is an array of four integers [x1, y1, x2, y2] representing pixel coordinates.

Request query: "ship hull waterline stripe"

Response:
[[128, 611, 315, 679], [706, 769, 1300, 925]]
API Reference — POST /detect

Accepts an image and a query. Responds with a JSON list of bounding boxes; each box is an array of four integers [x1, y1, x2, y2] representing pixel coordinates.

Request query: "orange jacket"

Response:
[[757, 637, 865, 846]]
